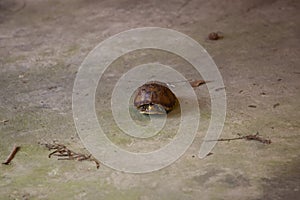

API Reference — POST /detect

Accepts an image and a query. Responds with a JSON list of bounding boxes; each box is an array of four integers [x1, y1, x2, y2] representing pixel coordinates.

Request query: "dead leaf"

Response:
[[190, 80, 206, 87]]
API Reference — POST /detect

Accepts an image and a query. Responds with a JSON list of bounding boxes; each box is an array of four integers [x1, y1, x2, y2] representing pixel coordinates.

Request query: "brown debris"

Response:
[[248, 105, 257, 108], [243, 133, 272, 144], [40, 141, 100, 169], [47, 86, 58, 90], [208, 32, 224, 40], [211, 132, 271, 144], [2, 145, 21, 165], [189, 80, 206, 87], [273, 103, 280, 108], [207, 152, 214, 156]]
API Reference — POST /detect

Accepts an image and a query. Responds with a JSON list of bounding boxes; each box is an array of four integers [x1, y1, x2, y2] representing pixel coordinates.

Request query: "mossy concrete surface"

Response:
[[0, 0, 299, 199]]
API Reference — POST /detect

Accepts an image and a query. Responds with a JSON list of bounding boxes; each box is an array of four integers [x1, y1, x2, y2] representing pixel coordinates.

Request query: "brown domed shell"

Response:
[[134, 81, 177, 113]]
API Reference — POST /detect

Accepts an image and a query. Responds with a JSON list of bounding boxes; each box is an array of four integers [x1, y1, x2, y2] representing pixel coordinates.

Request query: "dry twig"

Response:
[[40, 141, 100, 169], [2, 145, 21, 165], [206, 132, 271, 144]]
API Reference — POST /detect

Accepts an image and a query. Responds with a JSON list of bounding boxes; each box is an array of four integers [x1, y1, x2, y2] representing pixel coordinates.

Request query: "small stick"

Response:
[[0, 119, 9, 124], [248, 105, 257, 108], [244, 133, 272, 144], [2, 145, 21, 165], [214, 137, 245, 142], [40, 141, 100, 169], [205, 132, 271, 144]]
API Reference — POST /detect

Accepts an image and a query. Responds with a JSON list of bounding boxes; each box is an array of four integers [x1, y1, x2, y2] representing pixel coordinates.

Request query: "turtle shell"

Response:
[[134, 81, 177, 113]]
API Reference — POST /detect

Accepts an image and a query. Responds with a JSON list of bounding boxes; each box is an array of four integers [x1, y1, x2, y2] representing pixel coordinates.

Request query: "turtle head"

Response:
[[138, 104, 166, 115]]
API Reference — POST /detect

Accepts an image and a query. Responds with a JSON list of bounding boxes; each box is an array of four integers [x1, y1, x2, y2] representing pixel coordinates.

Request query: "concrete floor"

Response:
[[0, 0, 299, 199]]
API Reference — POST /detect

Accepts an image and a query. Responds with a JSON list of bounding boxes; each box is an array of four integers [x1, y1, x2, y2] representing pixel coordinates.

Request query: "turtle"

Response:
[[133, 81, 178, 115]]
